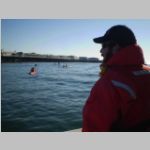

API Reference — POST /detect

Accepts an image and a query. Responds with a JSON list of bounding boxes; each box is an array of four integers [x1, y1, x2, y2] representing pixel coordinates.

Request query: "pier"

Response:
[[1, 55, 101, 63]]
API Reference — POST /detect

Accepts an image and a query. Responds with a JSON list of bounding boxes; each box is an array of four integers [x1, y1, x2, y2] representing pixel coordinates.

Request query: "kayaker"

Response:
[[29, 64, 37, 75]]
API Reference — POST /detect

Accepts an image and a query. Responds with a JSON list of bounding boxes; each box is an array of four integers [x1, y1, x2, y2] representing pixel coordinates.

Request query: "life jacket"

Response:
[[105, 65, 150, 131], [82, 45, 150, 132], [104, 45, 150, 131]]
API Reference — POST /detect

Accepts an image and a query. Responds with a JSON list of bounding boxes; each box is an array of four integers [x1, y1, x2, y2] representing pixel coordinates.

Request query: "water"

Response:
[[1, 62, 100, 132]]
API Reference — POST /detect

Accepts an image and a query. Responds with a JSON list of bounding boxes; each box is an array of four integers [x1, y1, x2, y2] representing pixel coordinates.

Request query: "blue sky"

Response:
[[1, 19, 150, 63]]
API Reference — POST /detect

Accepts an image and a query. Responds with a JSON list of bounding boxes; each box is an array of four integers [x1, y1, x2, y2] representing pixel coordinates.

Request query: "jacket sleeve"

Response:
[[82, 78, 121, 132]]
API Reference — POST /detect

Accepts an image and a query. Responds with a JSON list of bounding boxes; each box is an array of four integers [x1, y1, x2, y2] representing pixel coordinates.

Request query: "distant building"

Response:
[[67, 55, 78, 60], [58, 55, 71, 60], [23, 52, 41, 57], [15, 52, 24, 57], [79, 57, 88, 61], [88, 57, 99, 62], [1, 50, 16, 56], [1, 49, 101, 63], [47, 55, 59, 59]]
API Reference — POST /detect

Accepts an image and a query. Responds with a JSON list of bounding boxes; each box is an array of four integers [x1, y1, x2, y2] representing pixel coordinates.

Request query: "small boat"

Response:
[[29, 71, 37, 76]]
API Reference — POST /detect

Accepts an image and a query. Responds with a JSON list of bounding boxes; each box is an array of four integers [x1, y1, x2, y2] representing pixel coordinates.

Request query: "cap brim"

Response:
[[93, 36, 106, 43]]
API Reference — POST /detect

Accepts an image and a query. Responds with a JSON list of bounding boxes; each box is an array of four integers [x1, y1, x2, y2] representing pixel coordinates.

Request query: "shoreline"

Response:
[[1, 56, 102, 63]]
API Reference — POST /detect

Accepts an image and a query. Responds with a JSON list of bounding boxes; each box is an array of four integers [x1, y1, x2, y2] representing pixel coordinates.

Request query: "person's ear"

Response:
[[112, 44, 120, 54]]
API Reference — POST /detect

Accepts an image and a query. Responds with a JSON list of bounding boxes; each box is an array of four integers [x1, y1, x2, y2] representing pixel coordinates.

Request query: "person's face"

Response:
[[100, 41, 120, 62], [100, 42, 111, 58]]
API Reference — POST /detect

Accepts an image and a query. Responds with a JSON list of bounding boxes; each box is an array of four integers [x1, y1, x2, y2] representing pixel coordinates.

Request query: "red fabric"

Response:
[[82, 44, 150, 131]]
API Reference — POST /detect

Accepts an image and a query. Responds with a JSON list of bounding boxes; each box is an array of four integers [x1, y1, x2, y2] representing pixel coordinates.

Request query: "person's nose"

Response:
[[100, 48, 103, 54]]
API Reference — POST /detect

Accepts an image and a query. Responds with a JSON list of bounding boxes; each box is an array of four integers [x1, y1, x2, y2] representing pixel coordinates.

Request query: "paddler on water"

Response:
[[29, 64, 37, 75]]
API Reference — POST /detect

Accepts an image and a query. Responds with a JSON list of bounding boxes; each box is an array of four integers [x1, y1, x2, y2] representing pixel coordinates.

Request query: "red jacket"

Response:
[[82, 45, 150, 132]]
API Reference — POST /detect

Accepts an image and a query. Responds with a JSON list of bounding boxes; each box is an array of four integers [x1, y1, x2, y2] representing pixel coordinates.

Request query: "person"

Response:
[[62, 64, 68, 68], [30, 67, 35, 72], [82, 25, 150, 132], [29, 64, 37, 75]]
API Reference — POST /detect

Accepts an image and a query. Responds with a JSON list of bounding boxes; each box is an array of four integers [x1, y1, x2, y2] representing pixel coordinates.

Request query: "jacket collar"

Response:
[[106, 44, 145, 66]]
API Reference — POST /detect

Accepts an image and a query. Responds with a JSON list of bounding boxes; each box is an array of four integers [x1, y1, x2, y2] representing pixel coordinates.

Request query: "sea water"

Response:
[[1, 62, 100, 132]]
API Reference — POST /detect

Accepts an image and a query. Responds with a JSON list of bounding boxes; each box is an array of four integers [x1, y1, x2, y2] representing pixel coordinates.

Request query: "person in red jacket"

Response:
[[82, 25, 150, 132]]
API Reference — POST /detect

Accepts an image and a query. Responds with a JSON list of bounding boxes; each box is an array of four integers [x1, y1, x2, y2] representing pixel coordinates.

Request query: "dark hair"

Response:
[[94, 25, 137, 47]]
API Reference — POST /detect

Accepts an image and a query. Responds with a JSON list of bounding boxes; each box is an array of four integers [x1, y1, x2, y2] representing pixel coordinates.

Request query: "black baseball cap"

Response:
[[93, 25, 137, 47]]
